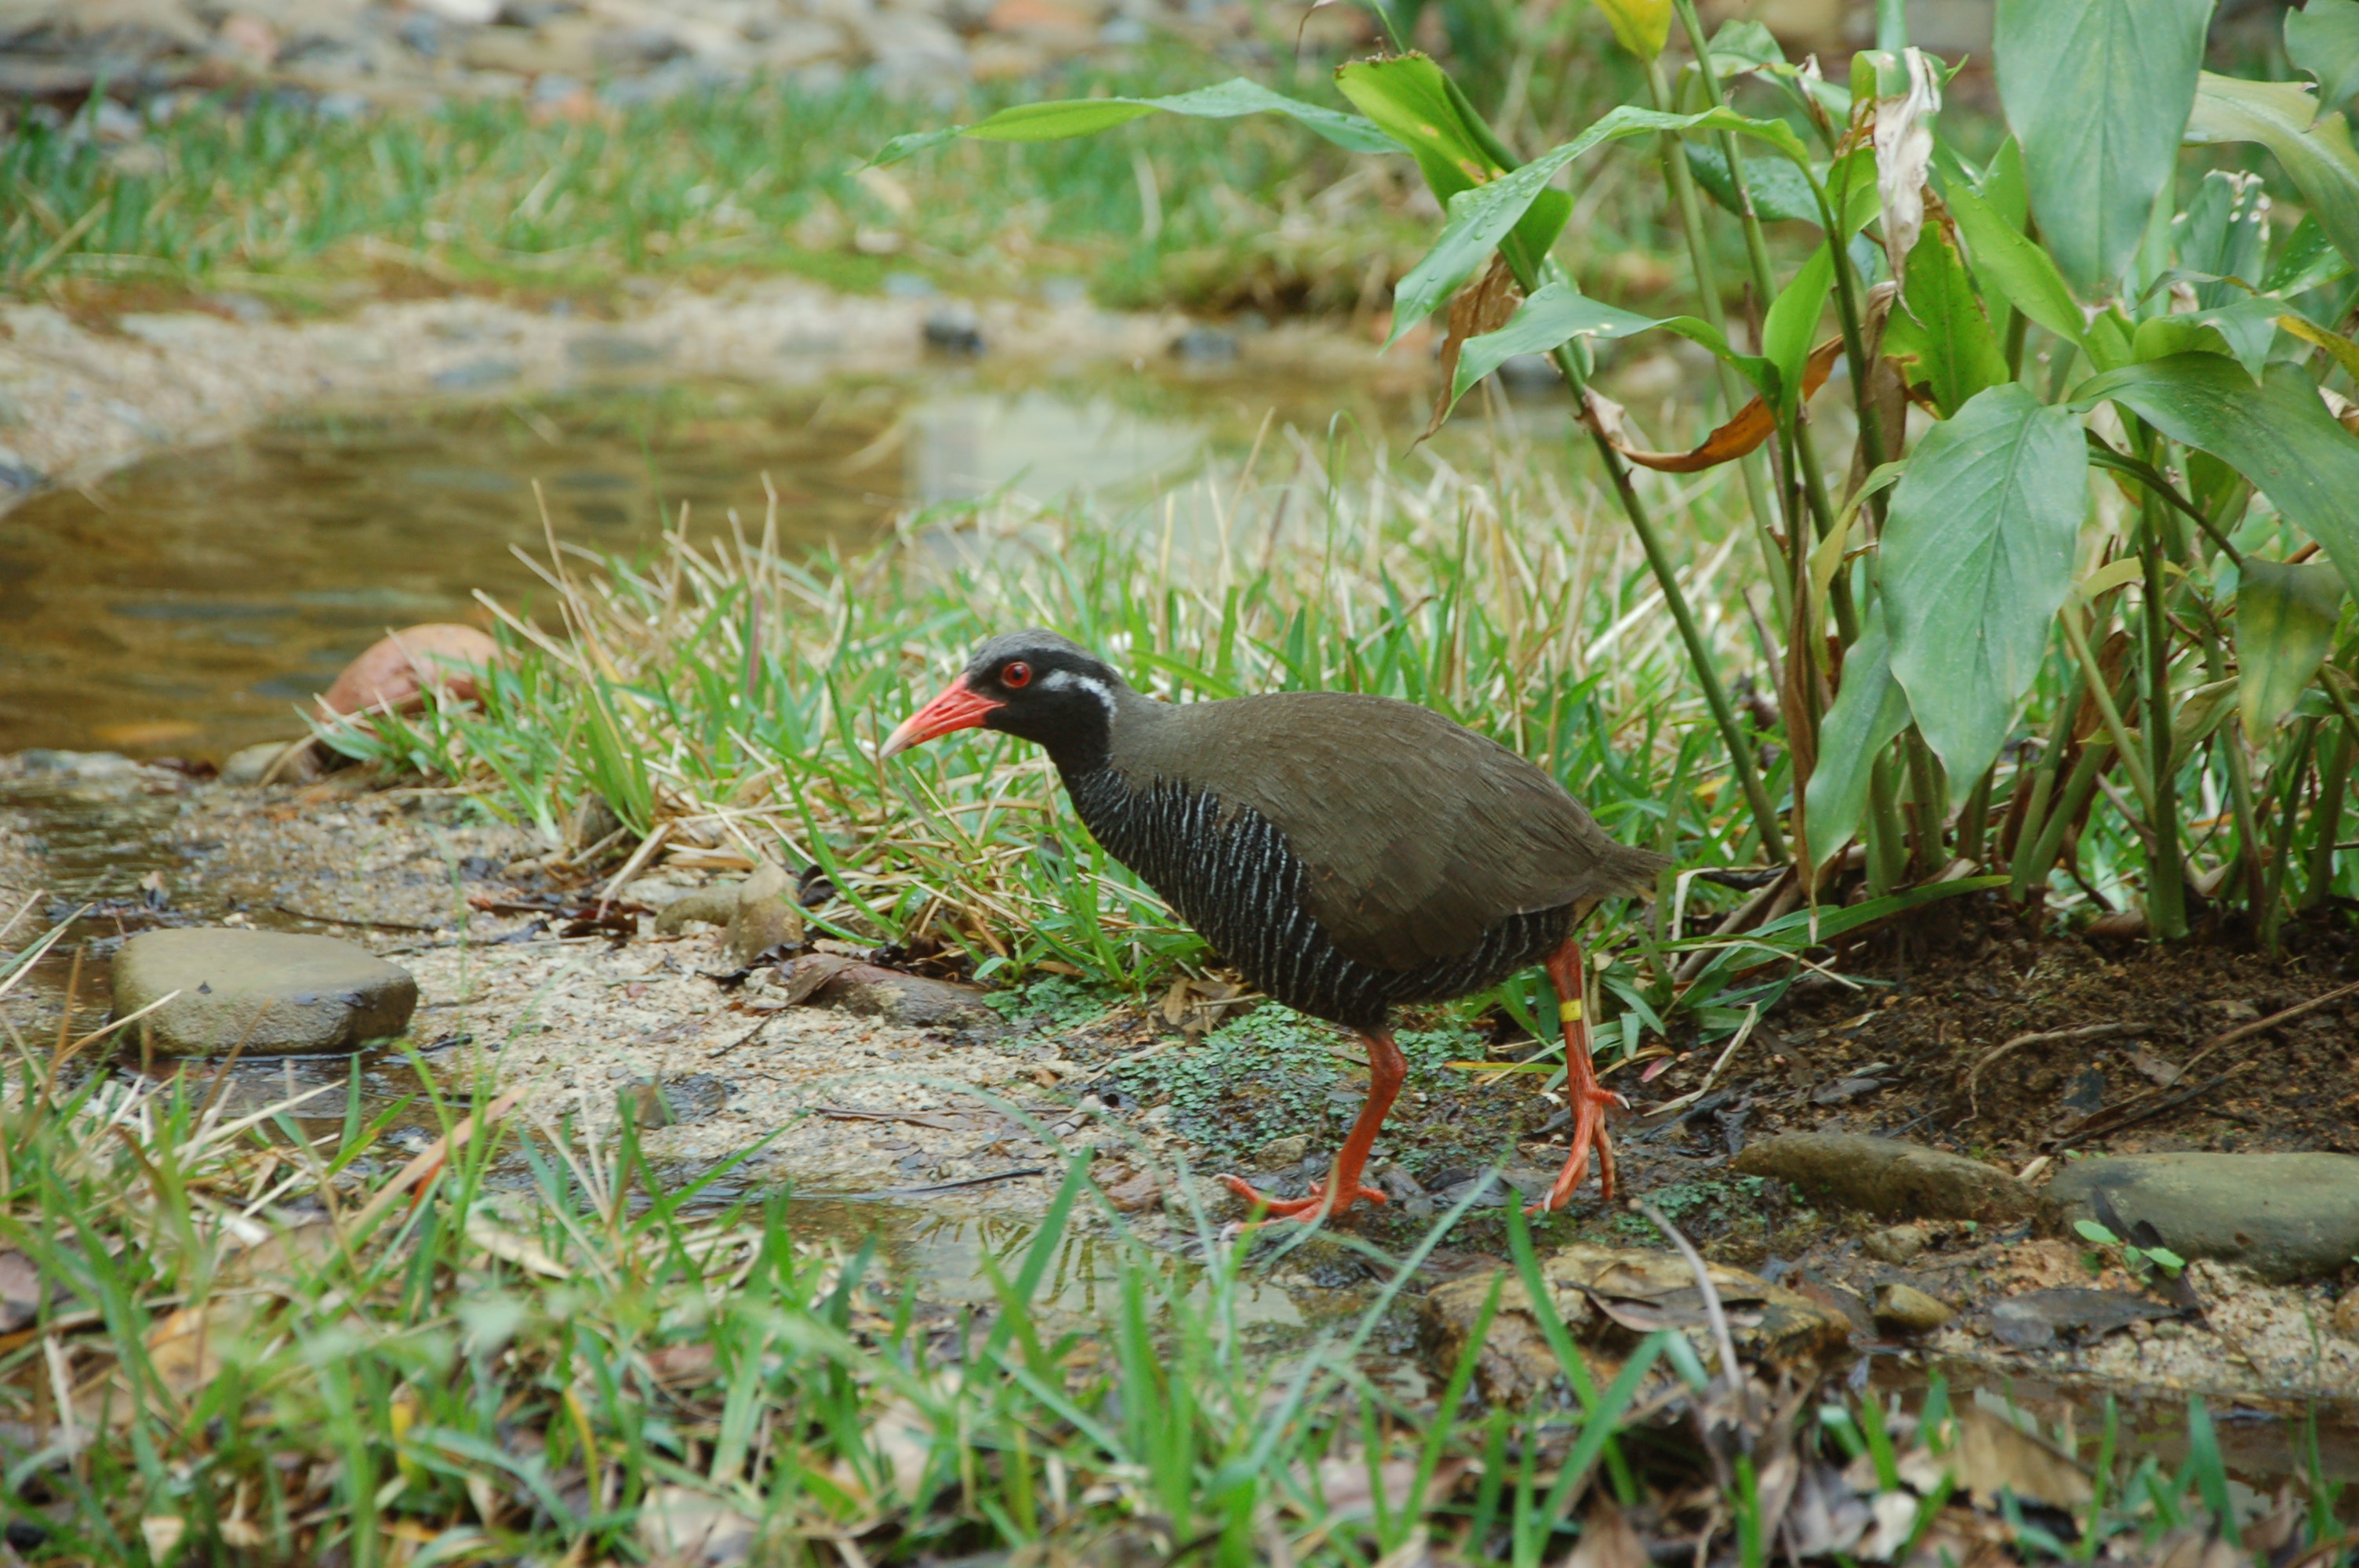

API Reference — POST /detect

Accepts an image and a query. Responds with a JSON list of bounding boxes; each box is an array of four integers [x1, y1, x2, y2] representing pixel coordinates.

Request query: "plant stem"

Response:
[[2021, 739, 2113, 901], [2138, 475, 2189, 939], [1903, 728, 1946, 875], [2261, 721, 2314, 954], [2007, 684, 2082, 898], [2057, 605, 2155, 811], [1876, 0, 1909, 49], [1542, 330, 1790, 862], [1866, 750, 1908, 893], [2303, 715, 2350, 910], [1957, 762, 1996, 868], [1644, 55, 1790, 625]]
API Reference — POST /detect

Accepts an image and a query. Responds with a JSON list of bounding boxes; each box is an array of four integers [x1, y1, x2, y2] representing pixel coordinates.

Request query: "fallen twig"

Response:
[[1964, 1022, 2132, 1117], [2053, 1061, 2257, 1150], [815, 1105, 974, 1131], [2049, 977, 2359, 1146], [817, 1167, 1047, 1200]]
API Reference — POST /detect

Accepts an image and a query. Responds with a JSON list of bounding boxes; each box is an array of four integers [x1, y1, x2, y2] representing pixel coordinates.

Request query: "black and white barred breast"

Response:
[[1064, 764, 1574, 1030]]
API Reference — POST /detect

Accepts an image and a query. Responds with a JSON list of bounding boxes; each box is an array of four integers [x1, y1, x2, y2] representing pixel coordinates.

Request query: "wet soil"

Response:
[[1670, 911, 2359, 1167]]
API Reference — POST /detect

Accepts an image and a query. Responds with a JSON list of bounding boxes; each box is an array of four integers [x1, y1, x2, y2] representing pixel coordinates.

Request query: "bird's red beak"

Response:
[[880, 677, 1002, 758]]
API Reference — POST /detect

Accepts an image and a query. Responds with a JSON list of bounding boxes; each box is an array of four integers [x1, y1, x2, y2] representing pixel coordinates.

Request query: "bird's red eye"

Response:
[[1002, 661, 1032, 689]]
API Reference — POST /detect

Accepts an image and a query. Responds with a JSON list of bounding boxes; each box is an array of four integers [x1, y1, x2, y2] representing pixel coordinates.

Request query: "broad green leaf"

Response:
[[2266, 212, 2357, 296], [2186, 74, 2359, 275], [2129, 296, 2282, 378], [1883, 383, 2091, 794], [1945, 176, 2085, 346], [1336, 56, 1572, 297], [1684, 143, 1819, 224], [1980, 136, 2030, 232], [2288, 0, 2359, 110], [871, 78, 1398, 165], [2173, 169, 2271, 307], [1761, 242, 1835, 416], [1592, 0, 1671, 59], [1383, 102, 1811, 343], [1448, 282, 1759, 408], [2237, 559, 2347, 734], [2074, 354, 2359, 601], [2173, 677, 2241, 755], [2083, 307, 2135, 373], [1707, 20, 1785, 70], [1881, 225, 2007, 416], [1995, 0, 2209, 298], [1802, 606, 1914, 869]]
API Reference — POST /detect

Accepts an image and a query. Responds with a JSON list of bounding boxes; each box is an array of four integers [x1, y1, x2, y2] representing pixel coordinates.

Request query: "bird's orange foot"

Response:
[[1222, 1173, 1387, 1223], [1525, 1084, 1626, 1217]]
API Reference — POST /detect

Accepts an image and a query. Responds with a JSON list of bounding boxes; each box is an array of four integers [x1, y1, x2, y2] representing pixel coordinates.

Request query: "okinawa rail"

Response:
[[881, 630, 1668, 1221]]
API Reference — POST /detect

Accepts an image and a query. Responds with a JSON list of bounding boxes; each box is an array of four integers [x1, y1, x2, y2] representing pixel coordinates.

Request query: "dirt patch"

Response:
[[1628, 908, 2359, 1172]]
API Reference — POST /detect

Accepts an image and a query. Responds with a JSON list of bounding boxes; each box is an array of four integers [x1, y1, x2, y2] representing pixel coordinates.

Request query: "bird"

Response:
[[880, 630, 1669, 1221]]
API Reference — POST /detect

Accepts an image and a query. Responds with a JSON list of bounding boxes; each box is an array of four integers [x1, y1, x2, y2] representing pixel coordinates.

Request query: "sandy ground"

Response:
[[0, 757, 1200, 1218]]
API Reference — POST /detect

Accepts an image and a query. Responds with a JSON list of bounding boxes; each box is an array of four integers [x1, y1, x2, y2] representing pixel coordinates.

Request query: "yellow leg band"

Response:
[[1559, 999, 1583, 1022]]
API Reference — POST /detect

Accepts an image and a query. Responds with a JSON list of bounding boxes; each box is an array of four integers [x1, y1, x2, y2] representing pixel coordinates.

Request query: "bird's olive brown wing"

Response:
[[1148, 693, 1663, 971]]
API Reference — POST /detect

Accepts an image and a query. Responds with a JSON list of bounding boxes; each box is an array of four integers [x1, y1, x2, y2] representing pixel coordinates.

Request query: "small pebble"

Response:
[[2332, 1292, 2359, 1345], [1256, 1134, 1311, 1170], [1863, 1224, 1928, 1264], [1870, 1281, 1954, 1334]]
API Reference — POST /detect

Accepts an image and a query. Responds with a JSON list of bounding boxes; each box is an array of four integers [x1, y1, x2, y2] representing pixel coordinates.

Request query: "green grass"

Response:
[[331, 418, 1787, 1055], [0, 1010, 2345, 1565], [0, 34, 1676, 319]]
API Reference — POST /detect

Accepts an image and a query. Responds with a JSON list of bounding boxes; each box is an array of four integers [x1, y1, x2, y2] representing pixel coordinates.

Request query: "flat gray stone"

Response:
[[1735, 1134, 2035, 1223], [2044, 1152, 2359, 1283], [111, 928, 418, 1057]]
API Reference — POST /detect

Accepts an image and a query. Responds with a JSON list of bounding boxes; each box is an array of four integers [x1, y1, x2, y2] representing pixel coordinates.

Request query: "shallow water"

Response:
[[0, 365, 1452, 760]]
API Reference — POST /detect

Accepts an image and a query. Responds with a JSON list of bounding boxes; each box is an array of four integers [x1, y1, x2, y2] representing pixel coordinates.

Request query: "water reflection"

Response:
[[0, 369, 1449, 759]]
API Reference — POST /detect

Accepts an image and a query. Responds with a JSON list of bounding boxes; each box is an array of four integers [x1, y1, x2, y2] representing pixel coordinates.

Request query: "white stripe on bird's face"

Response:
[[1041, 667, 1118, 719]]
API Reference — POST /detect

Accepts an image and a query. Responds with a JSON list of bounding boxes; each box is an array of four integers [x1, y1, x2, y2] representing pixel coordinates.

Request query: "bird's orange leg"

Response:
[[1529, 938, 1624, 1214], [1223, 1027, 1403, 1223]]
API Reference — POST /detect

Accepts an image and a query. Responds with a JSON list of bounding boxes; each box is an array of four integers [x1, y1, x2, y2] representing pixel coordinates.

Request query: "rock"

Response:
[[220, 739, 315, 786], [725, 861, 805, 966], [2043, 1152, 2359, 1283], [1871, 1281, 1954, 1334], [921, 307, 983, 355], [1255, 1134, 1312, 1170], [1988, 1287, 2176, 1348], [775, 956, 998, 1030], [1735, 1134, 2035, 1223], [431, 358, 522, 391], [318, 624, 500, 720], [1098, 1163, 1162, 1213], [656, 886, 741, 934], [617, 1073, 730, 1129], [111, 929, 418, 1056], [566, 331, 665, 369], [1169, 325, 1238, 362], [2333, 1293, 2359, 1345], [651, 866, 805, 964], [1863, 1223, 1928, 1264], [1419, 1243, 1852, 1405]]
